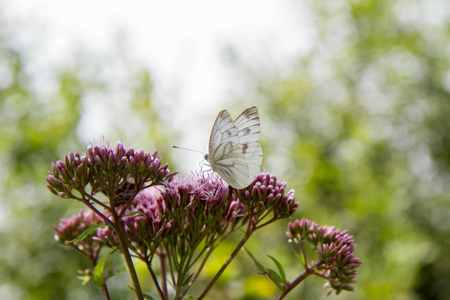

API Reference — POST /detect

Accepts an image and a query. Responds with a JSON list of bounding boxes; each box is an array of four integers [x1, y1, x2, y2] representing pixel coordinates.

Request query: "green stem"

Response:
[[197, 221, 255, 300], [82, 199, 114, 226], [299, 241, 309, 269], [174, 247, 196, 300], [255, 216, 278, 230], [78, 190, 110, 210], [158, 251, 168, 299], [145, 259, 165, 300], [275, 267, 315, 300], [178, 244, 214, 299], [163, 242, 177, 288], [102, 282, 112, 300], [111, 212, 144, 300]]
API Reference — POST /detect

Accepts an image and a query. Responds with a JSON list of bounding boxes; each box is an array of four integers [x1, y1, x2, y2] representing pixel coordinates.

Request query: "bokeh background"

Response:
[[1, 0, 449, 299]]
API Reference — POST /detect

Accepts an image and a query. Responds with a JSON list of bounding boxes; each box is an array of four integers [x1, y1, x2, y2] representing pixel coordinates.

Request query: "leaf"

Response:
[[244, 248, 287, 291], [70, 223, 110, 242], [182, 273, 194, 286], [112, 266, 128, 277], [265, 268, 285, 291], [102, 265, 127, 281], [125, 211, 146, 217], [127, 285, 155, 300], [93, 251, 114, 286], [243, 247, 266, 273], [293, 246, 304, 262], [268, 255, 287, 284]]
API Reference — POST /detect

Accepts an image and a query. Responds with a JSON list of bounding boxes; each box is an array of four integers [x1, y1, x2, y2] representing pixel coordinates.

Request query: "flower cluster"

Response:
[[49, 143, 325, 299], [95, 187, 171, 257], [287, 218, 362, 294], [53, 210, 104, 261], [123, 187, 170, 248], [235, 172, 298, 220], [162, 173, 245, 244], [49, 143, 299, 253], [46, 142, 173, 208]]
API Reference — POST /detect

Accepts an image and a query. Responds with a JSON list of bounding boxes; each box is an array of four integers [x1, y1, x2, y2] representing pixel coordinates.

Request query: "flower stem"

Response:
[[159, 251, 168, 299], [178, 244, 214, 299], [111, 212, 144, 300], [275, 267, 315, 300], [102, 283, 112, 300], [197, 221, 255, 300], [174, 248, 196, 299], [145, 259, 165, 300]]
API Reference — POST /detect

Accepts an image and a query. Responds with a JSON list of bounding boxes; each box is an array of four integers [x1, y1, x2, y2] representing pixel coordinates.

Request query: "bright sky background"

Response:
[[3, 0, 311, 172]]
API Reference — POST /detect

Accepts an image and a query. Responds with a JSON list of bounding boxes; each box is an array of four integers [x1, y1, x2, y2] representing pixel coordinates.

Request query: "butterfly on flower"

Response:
[[174, 106, 263, 189]]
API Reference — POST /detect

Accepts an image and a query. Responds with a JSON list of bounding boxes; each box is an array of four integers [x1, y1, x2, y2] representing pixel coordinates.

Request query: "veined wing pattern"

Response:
[[205, 106, 262, 189]]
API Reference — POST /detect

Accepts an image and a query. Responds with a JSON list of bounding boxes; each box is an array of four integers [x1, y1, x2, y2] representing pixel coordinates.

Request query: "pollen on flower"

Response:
[[160, 172, 248, 237]]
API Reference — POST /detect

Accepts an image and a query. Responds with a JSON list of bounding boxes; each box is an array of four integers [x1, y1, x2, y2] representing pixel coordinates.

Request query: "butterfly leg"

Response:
[[200, 161, 211, 174]]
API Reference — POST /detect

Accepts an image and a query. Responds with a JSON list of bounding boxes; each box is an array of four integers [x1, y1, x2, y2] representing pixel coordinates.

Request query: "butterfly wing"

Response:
[[233, 106, 263, 180], [234, 106, 261, 150], [208, 110, 241, 152], [207, 107, 263, 189], [209, 141, 251, 189]]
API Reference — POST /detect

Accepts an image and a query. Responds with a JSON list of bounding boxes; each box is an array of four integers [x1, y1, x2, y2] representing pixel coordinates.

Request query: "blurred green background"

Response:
[[1, 0, 449, 299]]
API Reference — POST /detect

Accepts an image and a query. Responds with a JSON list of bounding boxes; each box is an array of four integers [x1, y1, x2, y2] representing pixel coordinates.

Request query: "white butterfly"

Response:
[[204, 106, 263, 189]]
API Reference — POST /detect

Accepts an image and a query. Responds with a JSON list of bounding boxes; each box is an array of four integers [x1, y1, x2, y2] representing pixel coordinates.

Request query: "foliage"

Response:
[[2, 0, 450, 299], [224, 0, 450, 299]]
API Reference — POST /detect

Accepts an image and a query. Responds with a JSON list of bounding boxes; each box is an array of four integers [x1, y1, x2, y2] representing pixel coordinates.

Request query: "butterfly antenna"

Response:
[[172, 146, 205, 154]]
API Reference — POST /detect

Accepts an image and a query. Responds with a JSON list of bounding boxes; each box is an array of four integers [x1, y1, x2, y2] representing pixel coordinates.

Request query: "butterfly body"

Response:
[[205, 106, 263, 189]]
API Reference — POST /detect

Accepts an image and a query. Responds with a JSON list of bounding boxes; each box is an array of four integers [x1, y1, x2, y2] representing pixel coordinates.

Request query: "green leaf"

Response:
[[70, 223, 110, 242], [127, 285, 155, 300], [93, 251, 114, 286], [265, 268, 285, 291], [101, 265, 127, 281], [112, 266, 128, 277], [244, 248, 287, 290], [268, 255, 287, 283], [293, 246, 304, 263], [244, 247, 266, 273], [125, 211, 146, 217], [182, 273, 194, 286]]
